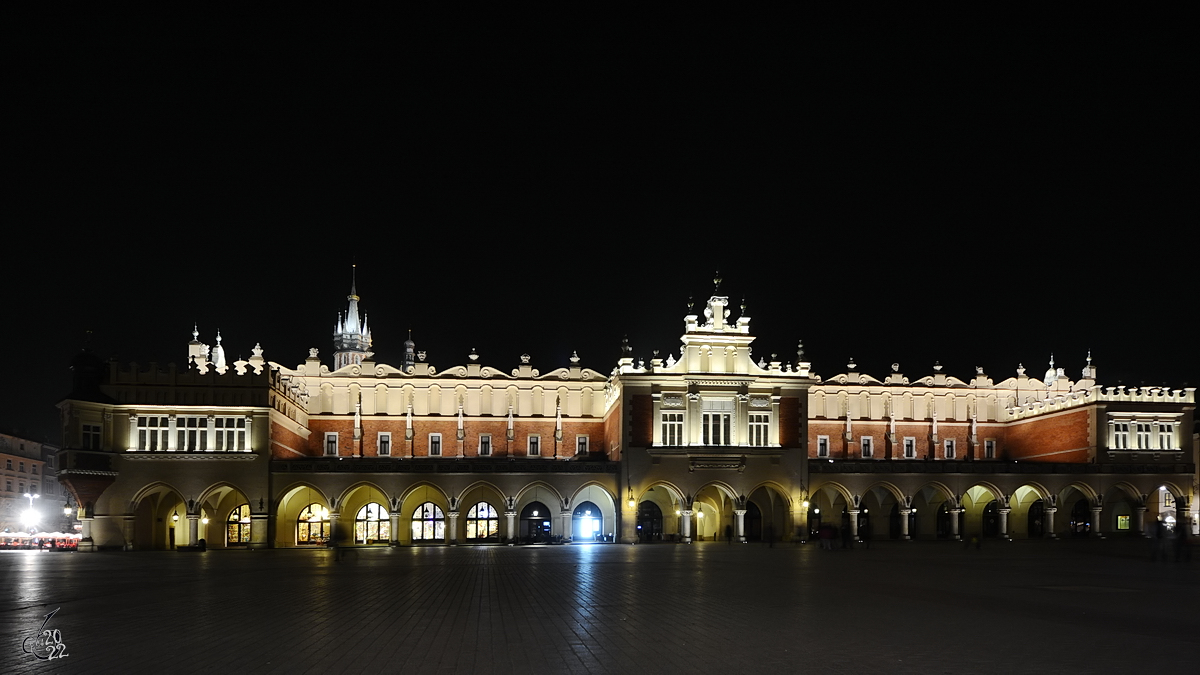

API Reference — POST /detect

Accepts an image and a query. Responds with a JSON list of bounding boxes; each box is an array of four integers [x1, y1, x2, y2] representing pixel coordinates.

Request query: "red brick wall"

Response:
[[300, 417, 604, 458], [270, 420, 310, 459], [778, 397, 800, 448], [1000, 409, 1091, 463], [631, 395, 653, 448]]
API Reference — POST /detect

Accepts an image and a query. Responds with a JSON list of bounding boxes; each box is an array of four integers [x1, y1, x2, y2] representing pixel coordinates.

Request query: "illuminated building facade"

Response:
[[55, 282, 1197, 551]]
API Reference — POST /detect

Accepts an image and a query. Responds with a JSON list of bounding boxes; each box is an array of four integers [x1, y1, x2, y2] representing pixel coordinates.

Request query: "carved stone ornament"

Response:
[[748, 397, 770, 408], [309, 347, 319, 358], [662, 394, 685, 409], [521, 353, 531, 364]]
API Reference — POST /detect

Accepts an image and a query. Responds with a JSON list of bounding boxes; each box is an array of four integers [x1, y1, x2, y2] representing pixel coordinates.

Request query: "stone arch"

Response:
[[400, 482, 453, 545], [745, 481, 792, 542], [859, 481, 905, 540], [514, 481, 566, 509], [457, 481, 506, 543], [275, 482, 332, 548], [1009, 483, 1051, 539], [638, 480, 686, 505], [129, 482, 188, 551], [910, 481, 957, 539], [514, 481, 566, 543], [693, 481, 739, 542], [194, 482, 253, 549]]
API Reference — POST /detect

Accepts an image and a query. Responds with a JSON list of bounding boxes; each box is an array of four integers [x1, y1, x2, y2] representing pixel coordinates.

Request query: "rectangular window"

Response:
[[5, 480, 10, 492], [31, 465, 38, 475], [860, 436, 873, 458], [984, 439, 996, 459], [19, 462, 26, 472], [1158, 423, 1174, 450], [324, 432, 338, 456], [137, 416, 169, 451], [661, 412, 684, 446], [4, 459, 10, 469], [479, 434, 492, 456], [176, 416, 204, 452], [378, 432, 391, 456], [19, 483, 25, 493], [903, 437, 916, 459], [749, 413, 770, 447], [82, 424, 101, 450], [701, 398, 733, 446], [1136, 423, 1151, 449], [1112, 422, 1129, 449], [214, 417, 247, 452], [944, 439, 956, 459], [577, 435, 589, 454], [816, 435, 830, 458], [1117, 515, 1130, 531], [429, 433, 442, 457], [528, 434, 541, 456]]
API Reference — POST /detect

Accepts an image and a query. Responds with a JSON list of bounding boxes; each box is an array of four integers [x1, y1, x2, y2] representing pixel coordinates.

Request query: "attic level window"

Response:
[[479, 434, 492, 456], [429, 433, 442, 457], [749, 413, 769, 447], [903, 437, 916, 459], [528, 435, 541, 456], [215, 417, 247, 452], [1112, 423, 1130, 449], [137, 416, 169, 451], [576, 435, 589, 454], [378, 432, 391, 456], [1158, 423, 1175, 450], [984, 439, 996, 459], [816, 435, 829, 458], [943, 438, 956, 459], [324, 432, 338, 456], [701, 398, 733, 446], [1136, 423, 1152, 449], [661, 413, 683, 446]]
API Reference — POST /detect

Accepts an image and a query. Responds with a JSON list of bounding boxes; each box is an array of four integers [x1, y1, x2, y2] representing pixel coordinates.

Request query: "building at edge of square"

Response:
[[54, 279, 1196, 551]]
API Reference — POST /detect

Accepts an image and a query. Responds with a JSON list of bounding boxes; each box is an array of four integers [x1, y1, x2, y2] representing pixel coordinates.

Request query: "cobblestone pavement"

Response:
[[2, 538, 1197, 674]]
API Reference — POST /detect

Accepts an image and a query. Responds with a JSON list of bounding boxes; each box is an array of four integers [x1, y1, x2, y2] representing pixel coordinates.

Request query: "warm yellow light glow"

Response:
[[802, 500, 810, 508], [697, 511, 704, 519], [202, 517, 210, 525]]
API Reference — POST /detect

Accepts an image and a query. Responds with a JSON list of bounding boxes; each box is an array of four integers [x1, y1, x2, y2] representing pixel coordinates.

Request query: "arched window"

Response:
[[297, 503, 330, 545], [355, 502, 390, 544], [466, 501, 499, 541], [227, 504, 251, 545], [411, 502, 445, 542]]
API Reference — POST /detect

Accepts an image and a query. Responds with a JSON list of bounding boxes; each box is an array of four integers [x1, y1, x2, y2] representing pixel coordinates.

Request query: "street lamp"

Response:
[[22, 493, 40, 532]]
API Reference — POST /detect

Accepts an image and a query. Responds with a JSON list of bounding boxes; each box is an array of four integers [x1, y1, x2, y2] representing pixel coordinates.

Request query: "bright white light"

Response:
[[22, 508, 39, 529]]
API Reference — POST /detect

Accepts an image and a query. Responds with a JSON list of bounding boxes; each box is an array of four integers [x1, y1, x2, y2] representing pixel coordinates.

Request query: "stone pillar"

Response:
[[128, 413, 138, 451], [447, 511, 460, 545], [1044, 506, 1057, 539], [560, 511, 572, 541], [187, 514, 199, 546], [1135, 506, 1147, 536], [250, 514, 269, 549], [1090, 506, 1104, 539], [505, 511, 516, 544], [622, 500, 638, 544], [734, 509, 747, 543], [680, 510, 694, 543], [79, 516, 96, 552], [122, 515, 135, 551], [244, 415, 253, 452], [949, 508, 962, 540], [206, 415, 216, 452], [998, 507, 1010, 540], [849, 509, 860, 541], [899, 508, 912, 540], [168, 415, 178, 452], [389, 511, 401, 545]]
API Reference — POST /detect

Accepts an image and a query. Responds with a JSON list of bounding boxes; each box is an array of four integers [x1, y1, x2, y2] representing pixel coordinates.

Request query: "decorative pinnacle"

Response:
[[1086, 350, 1092, 365], [687, 297, 694, 313], [796, 340, 805, 362], [713, 271, 722, 293], [192, 324, 199, 340]]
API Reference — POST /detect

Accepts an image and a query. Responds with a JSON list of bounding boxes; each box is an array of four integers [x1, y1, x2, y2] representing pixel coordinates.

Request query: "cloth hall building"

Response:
[[56, 283, 1197, 551]]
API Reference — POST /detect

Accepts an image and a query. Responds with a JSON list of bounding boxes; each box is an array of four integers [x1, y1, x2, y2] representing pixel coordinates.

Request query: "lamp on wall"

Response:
[[172, 510, 180, 524], [627, 488, 636, 510]]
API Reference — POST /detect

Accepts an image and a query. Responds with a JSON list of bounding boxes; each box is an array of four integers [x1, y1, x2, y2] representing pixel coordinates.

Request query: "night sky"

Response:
[[4, 20, 1194, 442]]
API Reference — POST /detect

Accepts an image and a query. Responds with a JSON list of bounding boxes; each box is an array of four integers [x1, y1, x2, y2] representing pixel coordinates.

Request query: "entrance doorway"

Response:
[[572, 501, 603, 541], [636, 501, 663, 542], [520, 501, 552, 543]]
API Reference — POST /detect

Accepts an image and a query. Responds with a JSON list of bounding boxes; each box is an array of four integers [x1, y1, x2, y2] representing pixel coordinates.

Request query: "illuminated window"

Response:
[[429, 433, 442, 457], [984, 439, 996, 459], [297, 503, 330, 545], [137, 416, 169, 451], [528, 434, 541, 456], [465, 501, 499, 541], [227, 504, 251, 545], [1117, 515, 1130, 531], [903, 437, 916, 459], [1158, 423, 1175, 450], [701, 399, 733, 446], [944, 439, 956, 459], [860, 436, 873, 458], [1136, 423, 1152, 449], [378, 432, 391, 456], [478, 434, 492, 456], [1112, 423, 1129, 449], [661, 412, 684, 446], [411, 502, 446, 541], [324, 432, 338, 456], [576, 435, 589, 454], [817, 435, 830, 458], [1162, 489, 1175, 509], [175, 416, 205, 451], [82, 424, 101, 450], [355, 503, 390, 544], [214, 417, 247, 451], [749, 413, 770, 447]]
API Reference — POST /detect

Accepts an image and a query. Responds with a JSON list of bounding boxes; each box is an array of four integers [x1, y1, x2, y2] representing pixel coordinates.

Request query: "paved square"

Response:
[[3, 539, 1197, 674]]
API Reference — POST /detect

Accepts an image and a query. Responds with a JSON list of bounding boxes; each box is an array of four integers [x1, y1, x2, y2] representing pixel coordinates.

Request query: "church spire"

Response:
[[333, 266, 374, 369]]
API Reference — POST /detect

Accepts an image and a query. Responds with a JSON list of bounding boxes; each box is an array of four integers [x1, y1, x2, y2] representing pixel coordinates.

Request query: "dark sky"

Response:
[[3, 20, 1195, 442]]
